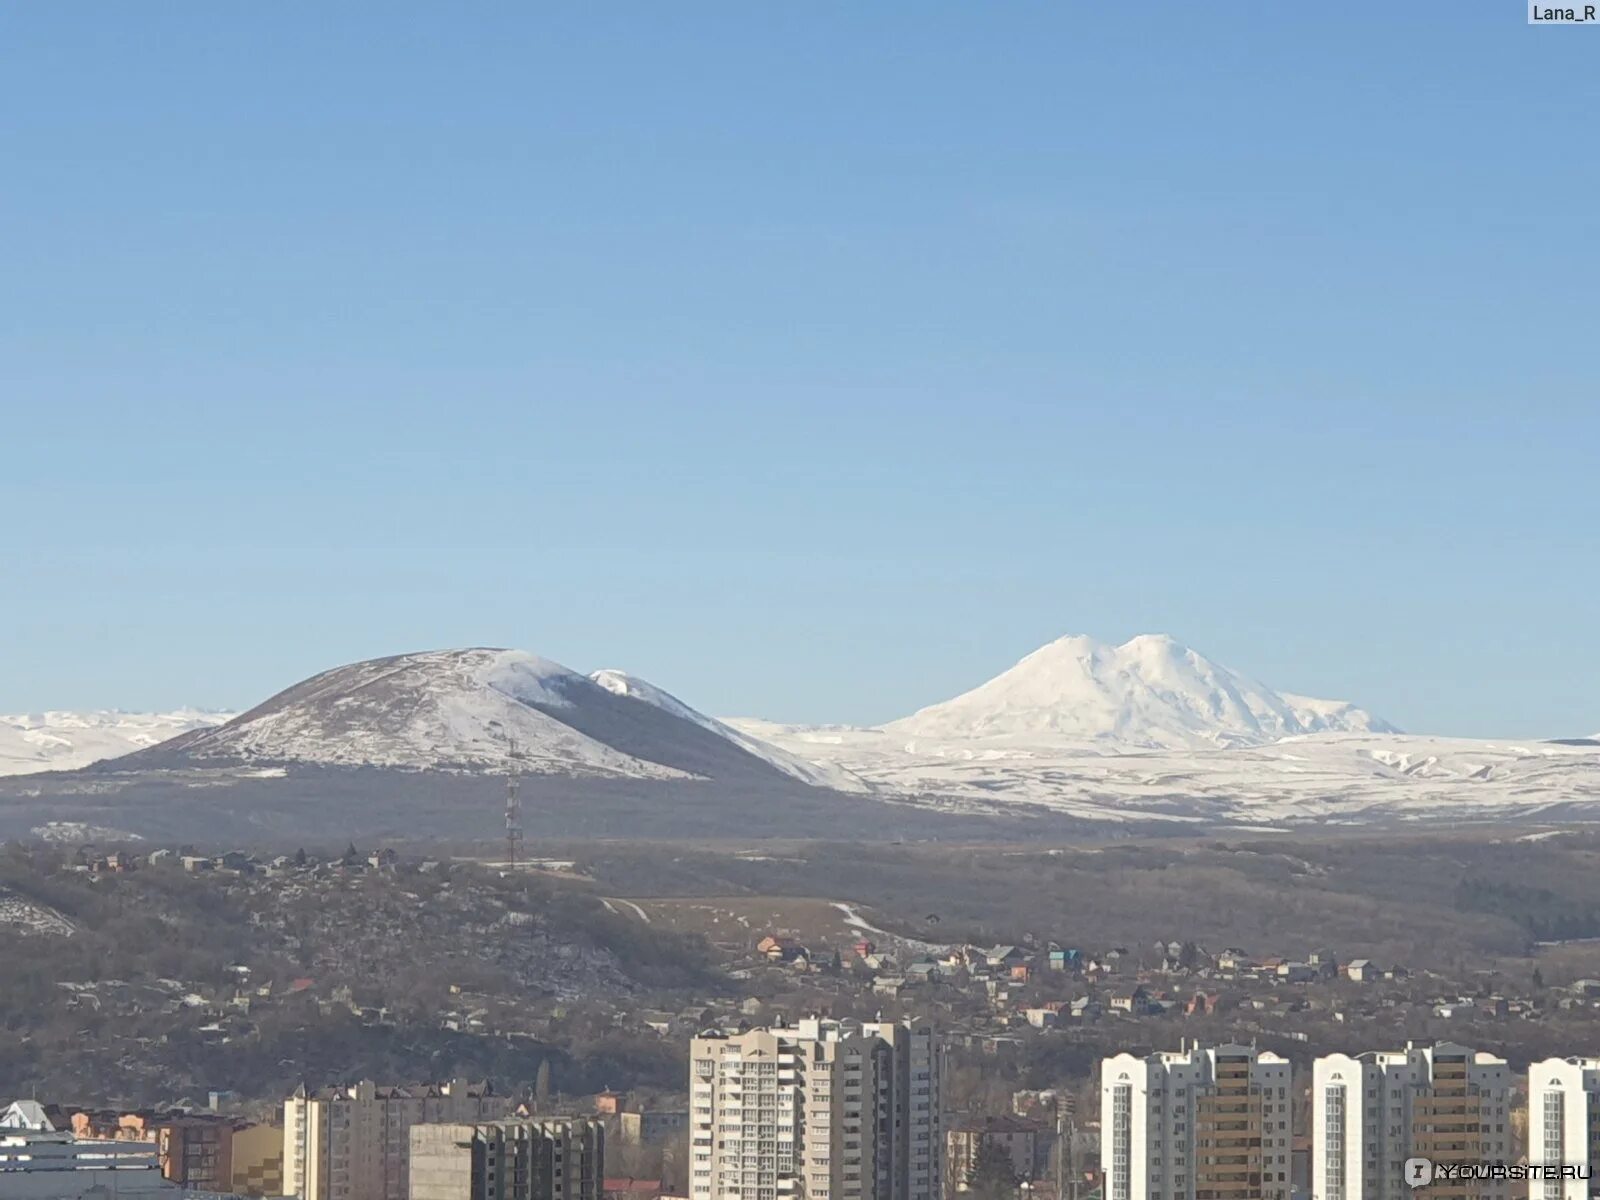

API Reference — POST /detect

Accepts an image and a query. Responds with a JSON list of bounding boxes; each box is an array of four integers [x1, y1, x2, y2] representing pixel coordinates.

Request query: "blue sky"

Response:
[[2, 4, 1596, 736]]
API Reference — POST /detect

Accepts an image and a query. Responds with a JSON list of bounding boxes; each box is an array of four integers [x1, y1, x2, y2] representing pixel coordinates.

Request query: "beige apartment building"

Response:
[[409, 1117, 604, 1200], [1313, 1043, 1512, 1200], [689, 1018, 942, 1200], [285, 1079, 507, 1200], [1100, 1041, 1293, 1200]]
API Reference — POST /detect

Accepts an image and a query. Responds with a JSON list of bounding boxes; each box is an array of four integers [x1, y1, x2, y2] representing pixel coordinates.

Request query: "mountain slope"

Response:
[[0, 710, 230, 777], [883, 633, 1397, 750], [114, 649, 826, 786], [588, 670, 868, 791]]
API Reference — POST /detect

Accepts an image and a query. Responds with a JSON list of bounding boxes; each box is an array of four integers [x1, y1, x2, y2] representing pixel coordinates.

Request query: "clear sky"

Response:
[[2, 4, 1596, 736]]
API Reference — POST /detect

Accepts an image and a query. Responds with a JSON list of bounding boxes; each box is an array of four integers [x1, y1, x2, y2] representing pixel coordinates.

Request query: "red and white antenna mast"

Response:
[[505, 737, 524, 869]]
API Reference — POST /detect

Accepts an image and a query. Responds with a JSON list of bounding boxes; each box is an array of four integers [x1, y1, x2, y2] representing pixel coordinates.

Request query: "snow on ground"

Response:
[[0, 710, 229, 777], [5, 635, 1591, 829], [29, 821, 146, 843], [722, 721, 1600, 826], [174, 649, 696, 779], [832, 901, 888, 936], [607, 898, 652, 923], [830, 902, 949, 956], [0, 890, 77, 936], [721, 633, 1596, 826]]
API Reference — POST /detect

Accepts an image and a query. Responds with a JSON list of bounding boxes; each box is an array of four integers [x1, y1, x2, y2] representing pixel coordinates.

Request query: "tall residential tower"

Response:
[[1525, 1057, 1600, 1200], [689, 1018, 942, 1200], [1100, 1042, 1293, 1200], [1312, 1043, 1512, 1200]]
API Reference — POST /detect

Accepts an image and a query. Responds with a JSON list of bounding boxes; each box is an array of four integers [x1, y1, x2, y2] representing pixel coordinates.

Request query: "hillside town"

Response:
[[7, 843, 1600, 1200]]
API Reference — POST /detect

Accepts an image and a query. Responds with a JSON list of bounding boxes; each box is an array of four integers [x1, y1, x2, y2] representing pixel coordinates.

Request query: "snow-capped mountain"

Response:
[[884, 633, 1397, 750], [721, 633, 1600, 826], [109, 648, 832, 787], [588, 669, 867, 791], [8, 635, 1595, 835], [0, 710, 230, 777]]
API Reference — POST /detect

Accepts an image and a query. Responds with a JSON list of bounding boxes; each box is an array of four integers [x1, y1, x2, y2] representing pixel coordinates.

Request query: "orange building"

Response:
[[69, 1110, 282, 1195]]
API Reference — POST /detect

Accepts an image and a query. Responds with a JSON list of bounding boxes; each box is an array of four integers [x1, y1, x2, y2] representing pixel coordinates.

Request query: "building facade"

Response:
[[409, 1118, 605, 1200], [1525, 1057, 1600, 1200], [617, 1110, 691, 1146], [69, 1109, 279, 1193], [1, 1127, 175, 1198], [1100, 1042, 1293, 1200], [285, 1078, 506, 1200], [231, 1119, 288, 1196], [689, 1018, 943, 1200], [945, 1114, 1046, 1193], [1312, 1043, 1512, 1200]]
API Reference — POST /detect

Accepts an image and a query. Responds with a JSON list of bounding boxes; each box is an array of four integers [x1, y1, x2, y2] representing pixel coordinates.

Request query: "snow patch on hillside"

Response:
[[0, 890, 76, 937], [30, 822, 147, 844]]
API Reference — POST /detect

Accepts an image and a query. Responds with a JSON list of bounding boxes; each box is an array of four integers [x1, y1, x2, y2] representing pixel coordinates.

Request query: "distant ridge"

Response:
[[8, 635, 1596, 838]]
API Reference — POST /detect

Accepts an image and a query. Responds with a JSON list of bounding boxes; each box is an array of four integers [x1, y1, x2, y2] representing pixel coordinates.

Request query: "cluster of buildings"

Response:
[[735, 932, 1456, 1041], [0, 1085, 607, 1200], [39, 1015, 1600, 1200], [86, 1017, 945, 1200], [1099, 1040, 1600, 1200]]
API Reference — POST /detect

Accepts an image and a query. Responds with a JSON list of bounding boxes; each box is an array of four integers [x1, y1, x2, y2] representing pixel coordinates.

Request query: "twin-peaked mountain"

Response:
[[882, 633, 1398, 750]]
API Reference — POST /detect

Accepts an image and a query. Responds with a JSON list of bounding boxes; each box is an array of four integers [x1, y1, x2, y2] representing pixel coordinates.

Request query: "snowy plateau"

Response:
[[0, 710, 228, 777]]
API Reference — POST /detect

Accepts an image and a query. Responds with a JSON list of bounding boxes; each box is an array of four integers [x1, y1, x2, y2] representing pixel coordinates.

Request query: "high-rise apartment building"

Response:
[[689, 1018, 942, 1200], [408, 1118, 605, 1200], [1312, 1043, 1512, 1200], [1525, 1057, 1600, 1200], [285, 1079, 507, 1200], [1099, 1041, 1293, 1200]]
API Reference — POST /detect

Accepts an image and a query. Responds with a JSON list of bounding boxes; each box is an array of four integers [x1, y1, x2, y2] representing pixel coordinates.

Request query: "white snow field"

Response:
[[0, 710, 229, 777]]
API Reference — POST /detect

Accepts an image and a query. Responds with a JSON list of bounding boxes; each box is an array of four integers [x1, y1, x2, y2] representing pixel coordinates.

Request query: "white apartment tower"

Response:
[[1526, 1057, 1600, 1200], [689, 1018, 942, 1200], [284, 1078, 506, 1200], [1313, 1043, 1512, 1200], [1099, 1042, 1292, 1200]]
